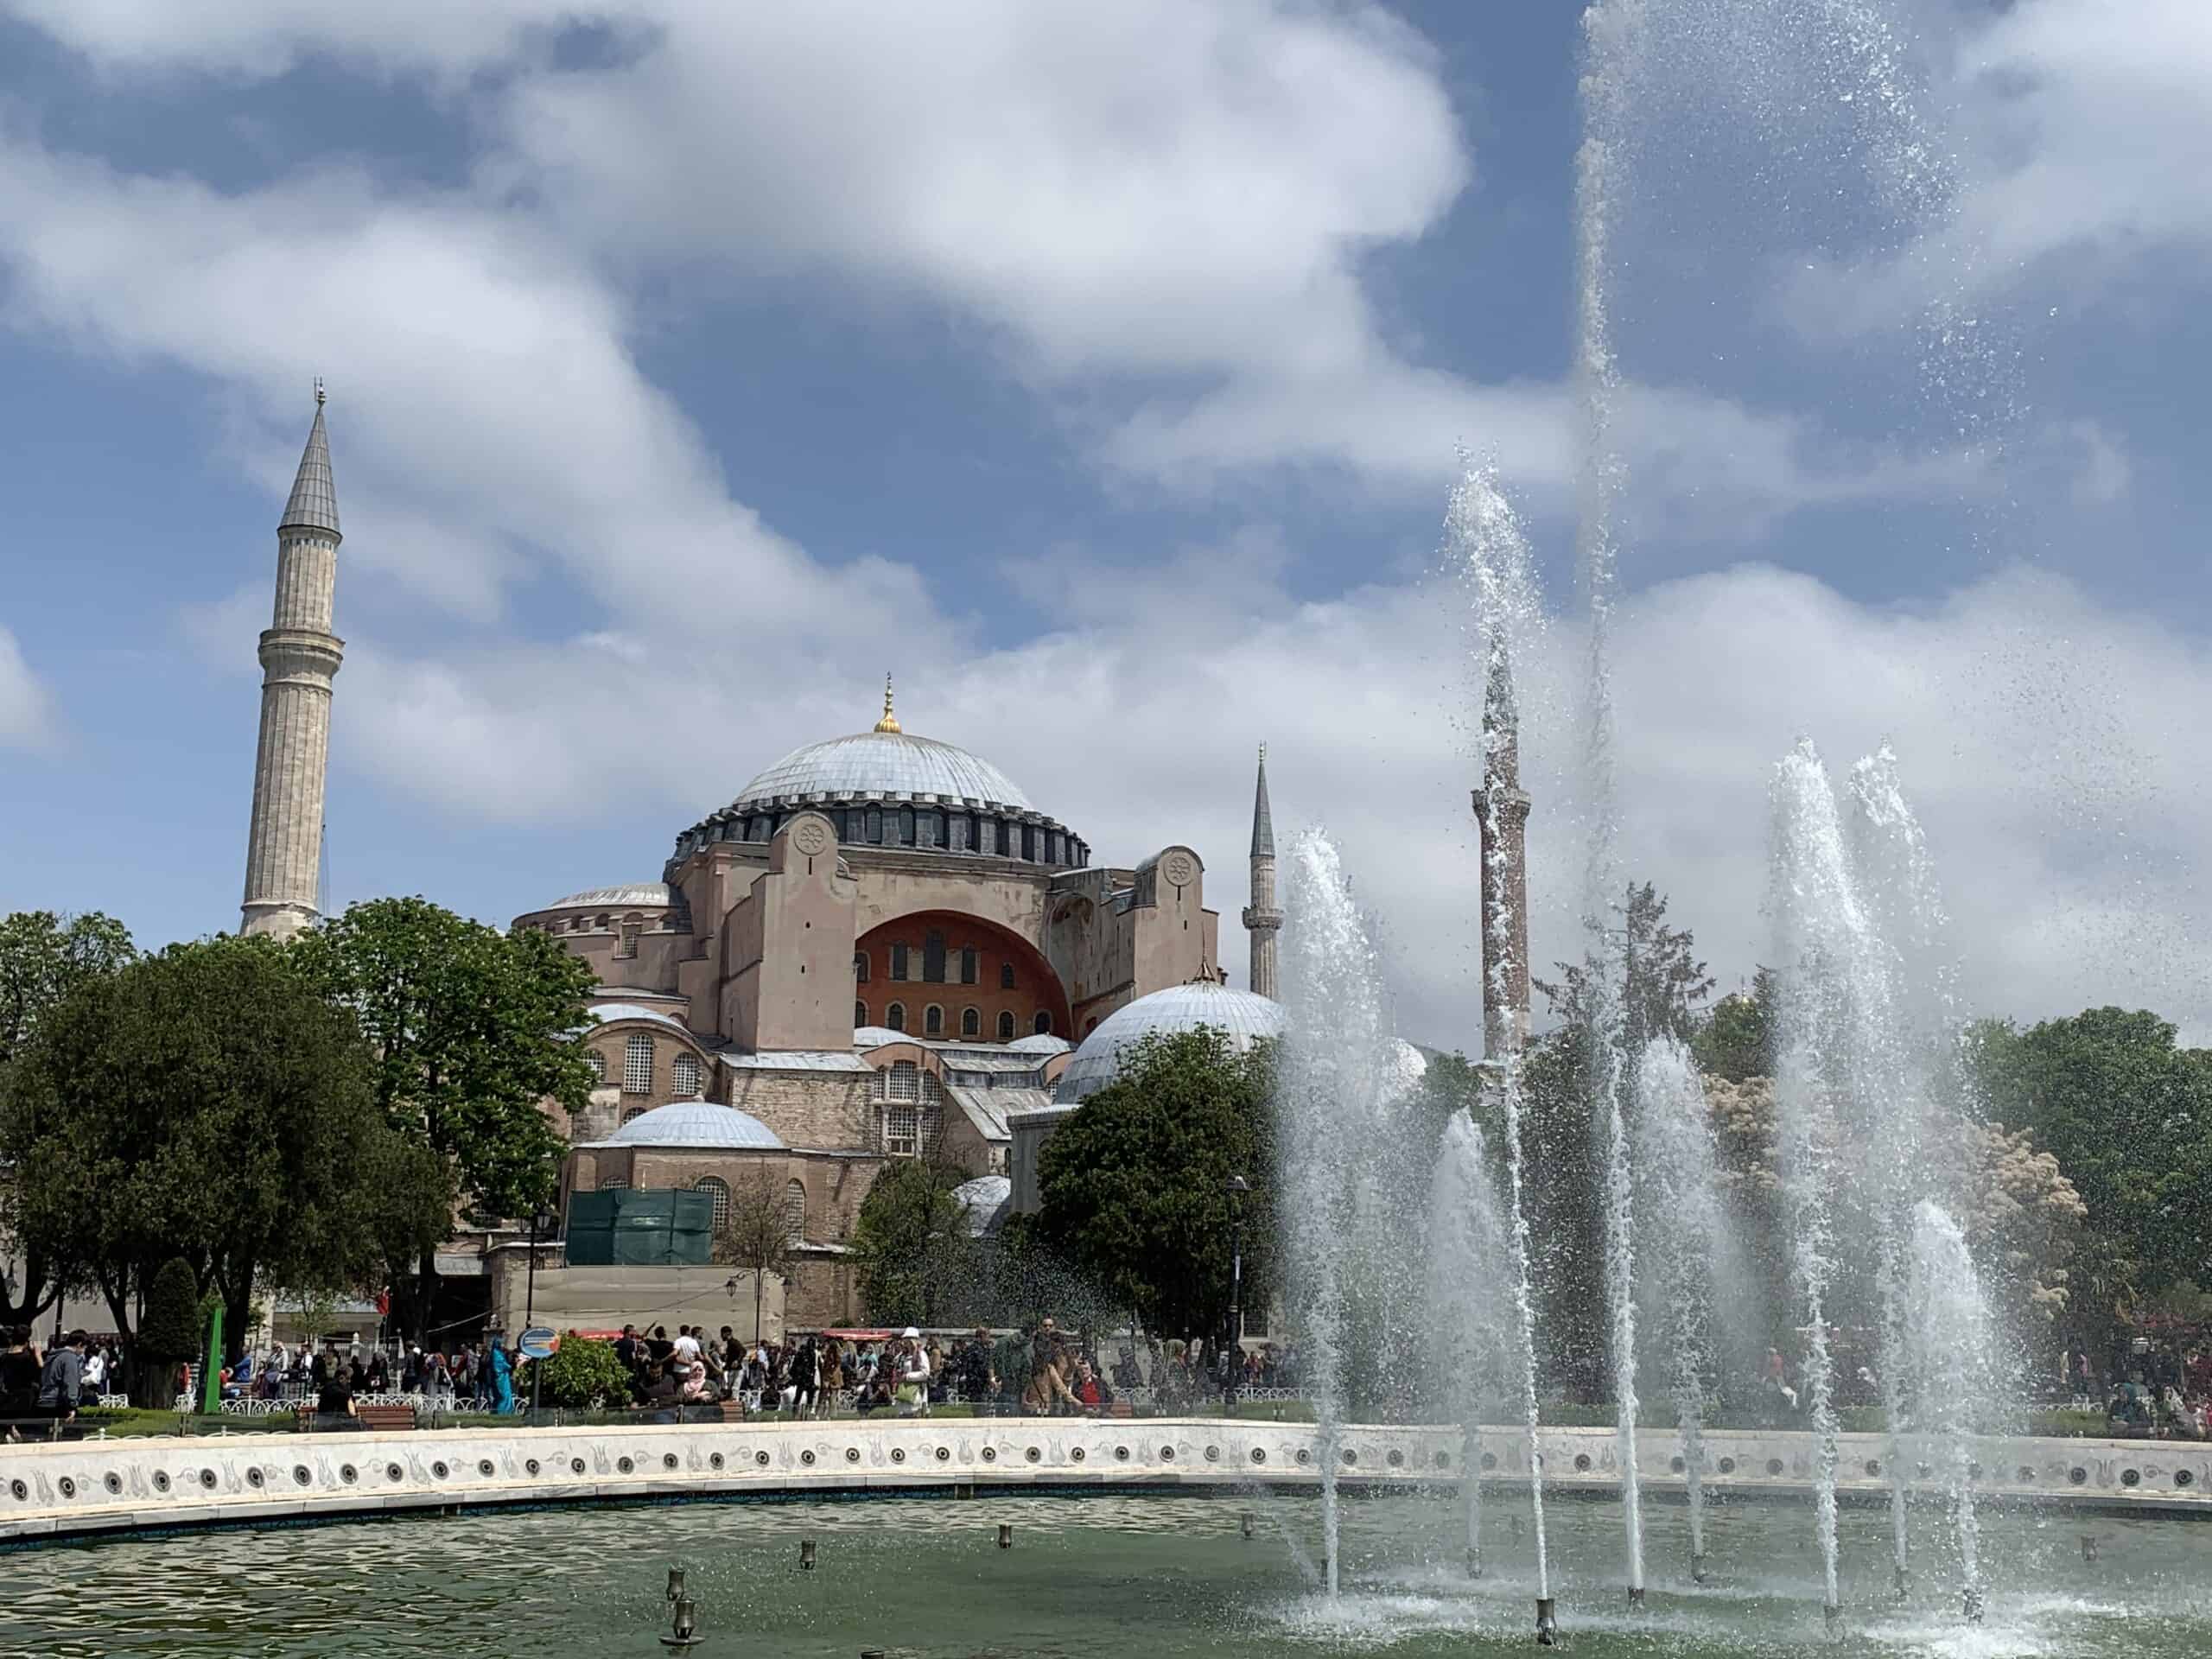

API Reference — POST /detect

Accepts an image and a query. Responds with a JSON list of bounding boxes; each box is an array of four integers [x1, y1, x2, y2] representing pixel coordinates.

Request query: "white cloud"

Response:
[[0, 624, 56, 748]]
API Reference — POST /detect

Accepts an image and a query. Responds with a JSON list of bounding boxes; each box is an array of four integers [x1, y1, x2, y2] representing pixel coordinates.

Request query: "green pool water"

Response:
[[2, 1490, 2205, 1657]]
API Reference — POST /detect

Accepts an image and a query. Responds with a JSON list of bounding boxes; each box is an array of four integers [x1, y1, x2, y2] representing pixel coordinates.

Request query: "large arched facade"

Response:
[[853, 909, 1071, 1041]]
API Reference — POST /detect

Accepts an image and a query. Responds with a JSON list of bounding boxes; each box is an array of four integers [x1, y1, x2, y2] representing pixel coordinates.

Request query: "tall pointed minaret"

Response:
[[1241, 744, 1282, 1000], [1472, 646, 1532, 1056], [240, 384, 345, 940]]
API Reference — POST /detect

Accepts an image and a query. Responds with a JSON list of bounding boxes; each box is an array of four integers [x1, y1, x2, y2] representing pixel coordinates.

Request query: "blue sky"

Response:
[[3, 1, 2208, 1043]]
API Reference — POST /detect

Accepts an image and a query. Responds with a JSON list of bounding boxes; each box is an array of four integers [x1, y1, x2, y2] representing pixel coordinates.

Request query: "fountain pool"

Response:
[[3, 1488, 2206, 1657]]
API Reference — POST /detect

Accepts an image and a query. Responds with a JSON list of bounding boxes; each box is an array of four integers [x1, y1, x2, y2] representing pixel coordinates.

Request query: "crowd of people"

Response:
[[1, 1327, 114, 1436]]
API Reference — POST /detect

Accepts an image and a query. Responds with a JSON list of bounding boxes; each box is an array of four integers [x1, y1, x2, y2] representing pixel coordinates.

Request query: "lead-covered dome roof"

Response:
[[734, 730, 1033, 815], [671, 696, 1089, 870], [594, 1100, 785, 1150], [1054, 982, 1287, 1104]]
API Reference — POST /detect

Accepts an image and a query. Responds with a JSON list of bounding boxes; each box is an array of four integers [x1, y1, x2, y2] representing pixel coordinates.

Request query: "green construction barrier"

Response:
[[564, 1187, 715, 1267]]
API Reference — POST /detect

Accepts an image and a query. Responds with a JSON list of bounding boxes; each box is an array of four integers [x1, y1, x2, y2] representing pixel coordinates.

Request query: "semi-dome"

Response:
[[597, 1100, 785, 1150], [1054, 982, 1287, 1103]]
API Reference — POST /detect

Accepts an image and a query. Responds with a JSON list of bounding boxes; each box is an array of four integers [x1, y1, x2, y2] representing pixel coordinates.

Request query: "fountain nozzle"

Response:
[[2082, 1535, 2099, 1564], [1823, 1601, 1842, 1640], [1466, 1547, 1483, 1581], [1964, 1586, 1985, 1624], [1627, 1585, 1645, 1611], [1535, 1598, 1558, 1645], [1691, 1551, 1708, 1585], [1893, 1562, 1909, 1602]]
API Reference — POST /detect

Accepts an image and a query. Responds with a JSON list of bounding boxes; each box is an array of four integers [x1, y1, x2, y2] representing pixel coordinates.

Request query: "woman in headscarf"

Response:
[[487, 1338, 516, 1415]]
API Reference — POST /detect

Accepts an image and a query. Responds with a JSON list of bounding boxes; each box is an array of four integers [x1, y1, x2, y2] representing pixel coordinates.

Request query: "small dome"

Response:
[[1054, 982, 1286, 1103], [734, 730, 1033, 814], [951, 1174, 1013, 1237], [1386, 1039, 1429, 1100], [853, 1026, 910, 1049], [1006, 1033, 1071, 1055], [601, 1101, 785, 1150], [543, 883, 673, 911]]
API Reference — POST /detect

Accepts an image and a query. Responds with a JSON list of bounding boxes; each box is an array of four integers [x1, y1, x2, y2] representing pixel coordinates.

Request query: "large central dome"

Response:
[[734, 730, 1033, 814], [671, 690, 1088, 869]]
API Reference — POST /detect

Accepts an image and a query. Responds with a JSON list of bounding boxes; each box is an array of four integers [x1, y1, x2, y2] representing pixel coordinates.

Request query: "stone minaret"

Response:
[[240, 385, 345, 941], [1471, 647, 1531, 1056], [1241, 744, 1282, 1000]]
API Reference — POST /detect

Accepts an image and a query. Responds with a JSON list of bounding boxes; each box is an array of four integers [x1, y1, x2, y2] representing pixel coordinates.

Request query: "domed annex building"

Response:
[[511, 684, 1281, 1327]]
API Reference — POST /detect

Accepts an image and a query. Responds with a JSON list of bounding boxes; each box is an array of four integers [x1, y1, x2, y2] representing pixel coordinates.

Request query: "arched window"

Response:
[[617, 919, 641, 959], [1000, 962, 1015, 990], [853, 952, 869, 984], [880, 1060, 922, 1154], [960, 946, 978, 985], [961, 1007, 982, 1039], [620, 1107, 647, 1125], [1033, 1011, 1053, 1035], [585, 1051, 606, 1083], [886, 1001, 906, 1033], [782, 1179, 806, 1243], [925, 1003, 944, 1037], [693, 1175, 730, 1232], [672, 1052, 701, 1096], [855, 1000, 868, 1027], [623, 1033, 653, 1095], [997, 1010, 1016, 1042]]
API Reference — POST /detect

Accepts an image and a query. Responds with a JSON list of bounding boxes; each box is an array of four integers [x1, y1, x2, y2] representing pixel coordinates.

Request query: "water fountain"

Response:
[[1425, 1115, 1516, 1581], [1632, 1036, 1739, 1585], [1276, 828, 1404, 1599]]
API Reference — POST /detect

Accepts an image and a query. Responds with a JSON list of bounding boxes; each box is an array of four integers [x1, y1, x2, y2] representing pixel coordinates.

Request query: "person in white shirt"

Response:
[[671, 1325, 702, 1366], [896, 1328, 931, 1418], [81, 1347, 107, 1395]]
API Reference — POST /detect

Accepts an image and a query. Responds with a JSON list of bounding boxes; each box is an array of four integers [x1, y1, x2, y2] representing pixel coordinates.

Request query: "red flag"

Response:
[[374, 1290, 391, 1316]]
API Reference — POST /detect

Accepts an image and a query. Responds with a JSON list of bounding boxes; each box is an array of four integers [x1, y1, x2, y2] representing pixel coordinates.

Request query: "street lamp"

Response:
[[525, 1206, 556, 1419], [1224, 1174, 1250, 1417]]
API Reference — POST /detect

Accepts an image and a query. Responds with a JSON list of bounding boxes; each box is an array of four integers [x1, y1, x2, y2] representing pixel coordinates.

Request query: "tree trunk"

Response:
[[221, 1264, 255, 1367], [416, 1244, 439, 1346]]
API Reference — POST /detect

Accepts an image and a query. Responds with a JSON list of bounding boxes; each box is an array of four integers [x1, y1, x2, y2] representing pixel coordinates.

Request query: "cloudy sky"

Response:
[[2, 0, 2206, 1046]]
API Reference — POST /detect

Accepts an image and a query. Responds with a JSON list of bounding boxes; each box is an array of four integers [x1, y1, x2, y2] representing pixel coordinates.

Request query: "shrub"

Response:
[[520, 1334, 632, 1408], [139, 1257, 203, 1363]]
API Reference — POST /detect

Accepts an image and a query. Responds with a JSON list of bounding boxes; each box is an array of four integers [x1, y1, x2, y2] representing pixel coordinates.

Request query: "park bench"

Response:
[[716, 1399, 747, 1424], [294, 1402, 418, 1433]]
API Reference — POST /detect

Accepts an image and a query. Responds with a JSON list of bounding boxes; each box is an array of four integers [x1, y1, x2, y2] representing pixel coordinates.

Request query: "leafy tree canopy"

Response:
[[1034, 1026, 1276, 1343], [0, 908, 135, 1067], [1967, 1007, 2212, 1307], [1690, 967, 1776, 1083], [0, 908, 135, 1326], [3, 936, 446, 1395], [1535, 880, 1713, 1051], [293, 897, 596, 1334], [523, 1334, 632, 1408], [850, 1159, 971, 1328]]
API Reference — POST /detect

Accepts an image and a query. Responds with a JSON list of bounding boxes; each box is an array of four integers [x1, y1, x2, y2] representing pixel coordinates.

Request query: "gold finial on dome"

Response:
[[874, 673, 902, 734]]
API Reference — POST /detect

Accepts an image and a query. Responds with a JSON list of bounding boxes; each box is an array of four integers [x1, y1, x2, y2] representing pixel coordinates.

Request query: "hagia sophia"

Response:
[[237, 396, 1302, 1332]]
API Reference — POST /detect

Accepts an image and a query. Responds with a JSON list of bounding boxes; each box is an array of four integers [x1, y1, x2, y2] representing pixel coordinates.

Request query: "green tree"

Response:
[[291, 897, 598, 1337], [0, 909, 135, 1329], [1691, 968, 1776, 1083], [712, 1170, 798, 1339], [138, 1256, 203, 1368], [3, 937, 446, 1399], [850, 1159, 972, 1327], [519, 1333, 632, 1408], [1534, 881, 1714, 1052], [1966, 1007, 2212, 1336], [1034, 1027, 1276, 1345]]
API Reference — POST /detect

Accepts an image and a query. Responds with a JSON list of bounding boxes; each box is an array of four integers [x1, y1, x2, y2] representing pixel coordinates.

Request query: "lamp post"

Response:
[[525, 1207, 555, 1420], [1223, 1174, 1250, 1418]]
